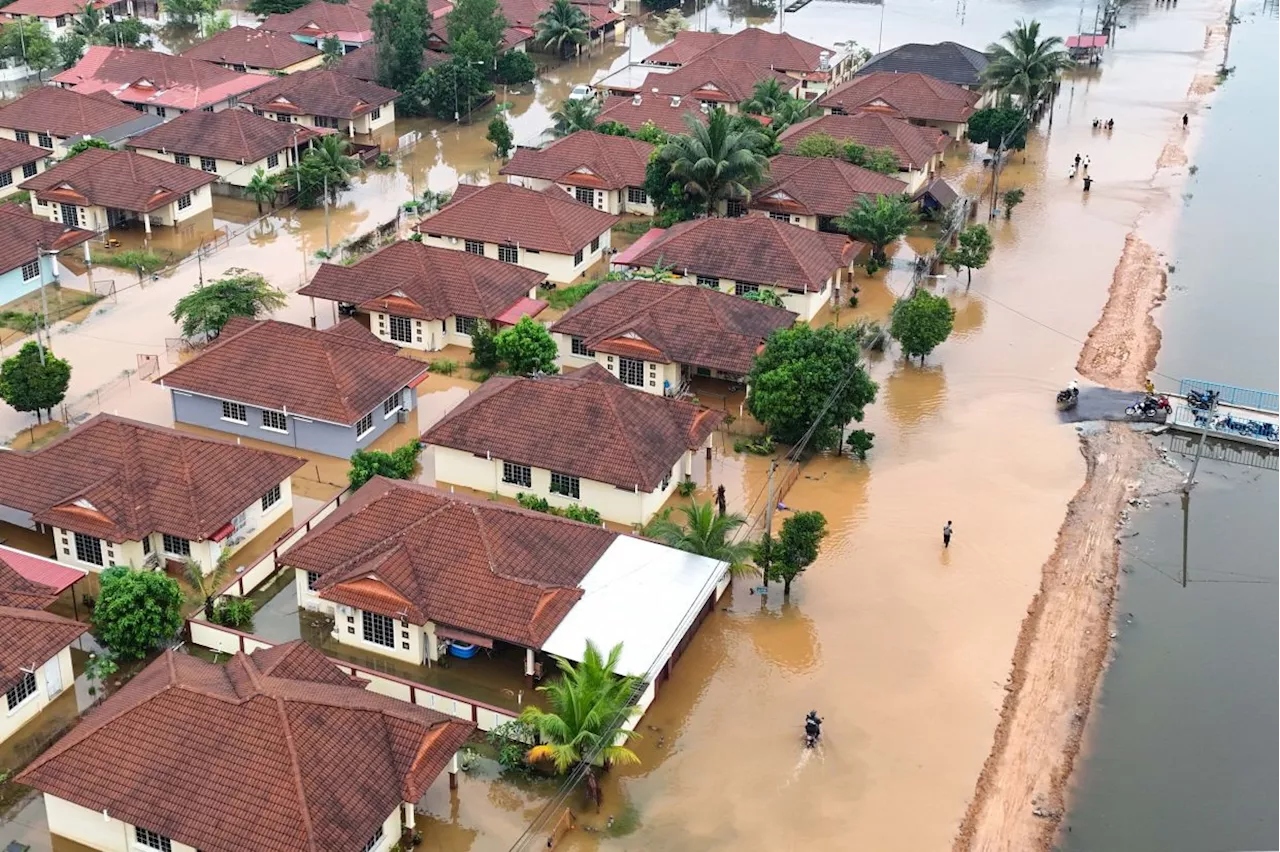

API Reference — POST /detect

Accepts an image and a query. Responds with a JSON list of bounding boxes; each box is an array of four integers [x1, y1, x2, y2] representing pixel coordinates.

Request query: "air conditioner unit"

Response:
[[396, 409, 408, 424], [337, 604, 354, 617]]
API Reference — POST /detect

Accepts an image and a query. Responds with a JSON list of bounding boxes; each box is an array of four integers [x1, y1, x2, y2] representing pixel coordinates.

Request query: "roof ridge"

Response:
[[595, 382, 651, 490], [174, 425, 206, 542], [274, 695, 321, 852]]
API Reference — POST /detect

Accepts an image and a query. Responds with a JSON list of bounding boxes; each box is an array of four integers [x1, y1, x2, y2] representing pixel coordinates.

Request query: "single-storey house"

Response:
[[612, 216, 862, 321], [416, 182, 619, 285], [299, 239, 547, 352], [423, 365, 724, 525], [642, 27, 855, 97], [778, 112, 949, 193], [496, 0, 621, 51], [0, 0, 127, 38], [550, 279, 796, 391], [239, 68, 398, 137], [912, 176, 961, 215], [161, 317, 431, 458], [287, 477, 730, 704], [260, 0, 375, 53], [596, 92, 709, 136], [336, 44, 447, 83], [0, 413, 305, 575], [0, 203, 94, 305], [52, 47, 268, 117], [854, 41, 992, 97], [127, 107, 324, 193], [0, 87, 152, 158], [0, 136, 50, 200], [18, 641, 474, 852], [744, 153, 907, 230], [179, 25, 326, 75], [20, 147, 217, 234], [501, 130, 655, 215], [816, 70, 981, 138], [640, 55, 799, 114], [0, 599, 86, 750]]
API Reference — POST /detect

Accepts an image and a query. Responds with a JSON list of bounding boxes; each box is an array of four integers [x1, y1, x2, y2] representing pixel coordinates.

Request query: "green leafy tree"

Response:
[[446, 0, 507, 68], [729, 111, 780, 157], [63, 137, 112, 159], [320, 34, 343, 66], [371, 0, 429, 90], [793, 132, 842, 159], [401, 58, 490, 119], [519, 641, 640, 806], [0, 19, 57, 78], [944, 224, 994, 287], [55, 33, 86, 68], [288, 134, 361, 206], [486, 113, 514, 158], [184, 557, 217, 621], [846, 428, 874, 460], [595, 120, 631, 137], [246, 0, 308, 14], [245, 168, 281, 214], [743, 77, 787, 116], [494, 315, 557, 375], [83, 651, 118, 703], [97, 17, 152, 47], [656, 108, 769, 216], [71, 3, 104, 41], [470, 319, 500, 370], [170, 268, 288, 339], [835, 194, 918, 264], [645, 500, 757, 577], [1002, 187, 1025, 219], [348, 439, 422, 489], [0, 342, 71, 423], [768, 510, 827, 596], [743, 289, 786, 308], [860, 147, 901, 174], [889, 289, 955, 362], [643, 154, 699, 226], [652, 7, 687, 38], [212, 597, 255, 629], [549, 97, 598, 137], [92, 567, 184, 661], [202, 9, 232, 35], [496, 49, 535, 84], [966, 106, 1027, 150], [982, 19, 1070, 111], [535, 0, 589, 59], [162, 0, 218, 26], [746, 324, 878, 450], [633, 120, 668, 146]]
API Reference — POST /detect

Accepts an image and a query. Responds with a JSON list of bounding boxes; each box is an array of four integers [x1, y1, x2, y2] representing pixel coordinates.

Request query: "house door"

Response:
[[43, 656, 63, 698], [107, 208, 129, 229], [60, 203, 80, 227]]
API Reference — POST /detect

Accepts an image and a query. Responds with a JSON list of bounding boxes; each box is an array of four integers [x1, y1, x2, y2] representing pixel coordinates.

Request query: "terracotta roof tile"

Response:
[[856, 41, 990, 88], [778, 112, 948, 171], [0, 559, 60, 610], [497, 0, 615, 29], [336, 45, 446, 83], [300, 240, 545, 322], [641, 31, 728, 65], [240, 68, 398, 120], [52, 47, 268, 112], [261, 0, 373, 42], [2, 0, 111, 17], [18, 642, 474, 852], [644, 27, 828, 73], [19, 147, 217, 213], [127, 107, 322, 163], [0, 203, 94, 276], [643, 56, 795, 103], [0, 605, 86, 694], [597, 93, 709, 136], [414, 182, 618, 255], [179, 26, 323, 71], [501, 130, 654, 191], [753, 154, 907, 218], [617, 216, 860, 293], [161, 318, 429, 425], [551, 279, 795, 376], [285, 478, 617, 646], [0, 87, 143, 138], [423, 366, 724, 491], [0, 135, 49, 171], [817, 71, 980, 124], [0, 414, 306, 543]]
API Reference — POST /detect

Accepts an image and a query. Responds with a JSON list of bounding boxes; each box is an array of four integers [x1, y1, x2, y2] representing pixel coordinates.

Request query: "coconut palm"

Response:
[[770, 96, 811, 130], [742, 78, 787, 115], [535, 0, 590, 60], [520, 640, 640, 806], [644, 499, 757, 576], [245, 168, 280, 215], [71, 2, 104, 41], [307, 134, 361, 199], [549, 97, 598, 137], [835, 194, 918, 264], [982, 19, 1071, 111], [656, 108, 770, 216]]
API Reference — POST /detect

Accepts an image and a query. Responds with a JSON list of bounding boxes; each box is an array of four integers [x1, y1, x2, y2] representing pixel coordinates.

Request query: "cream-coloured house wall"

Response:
[[297, 570, 442, 664], [231, 54, 326, 75], [30, 184, 212, 230], [418, 231, 607, 285], [743, 209, 818, 230], [504, 175, 654, 216], [592, 347, 681, 395], [0, 128, 71, 157], [0, 646, 73, 747], [259, 101, 394, 136], [633, 271, 832, 322], [132, 147, 290, 188], [0, 159, 44, 198], [429, 444, 681, 526]]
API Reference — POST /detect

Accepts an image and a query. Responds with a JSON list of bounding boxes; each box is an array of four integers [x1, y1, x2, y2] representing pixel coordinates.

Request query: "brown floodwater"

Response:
[[0, 0, 1229, 847]]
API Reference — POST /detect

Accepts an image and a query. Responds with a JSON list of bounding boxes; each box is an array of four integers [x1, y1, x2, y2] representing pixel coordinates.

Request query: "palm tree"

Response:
[[657, 108, 770, 216], [245, 168, 280, 215], [835, 194, 918, 264], [307, 134, 360, 199], [549, 97, 598, 137], [535, 0, 590, 60], [742, 78, 787, 115], [71, 2, 104, 41], [770, 97, 811, 130], [520, 641, 640, 806], [982, 19, 1071, 112], [645, 499, 757, 576]]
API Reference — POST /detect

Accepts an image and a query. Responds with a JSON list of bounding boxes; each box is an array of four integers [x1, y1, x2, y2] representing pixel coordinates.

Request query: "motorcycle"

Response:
[[1186, 389, 1218, 410], [804, 713, 822, 749], [1056, 387, 1079, 411], [1126, 394, 1170, 420]]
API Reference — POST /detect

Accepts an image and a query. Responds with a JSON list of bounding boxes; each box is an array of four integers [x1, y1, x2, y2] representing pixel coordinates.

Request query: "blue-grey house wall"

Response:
[[168, 387, 413, 458]]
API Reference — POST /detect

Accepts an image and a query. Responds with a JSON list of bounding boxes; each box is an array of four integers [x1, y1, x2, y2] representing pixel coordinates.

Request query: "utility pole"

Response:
[[1221, 0, 1238, 73], [760, 459, 778, 592], [33, 243, 48, 365], [1180, 489, 1191, 587], [1181, 394, 1218, 495], [323, 173, 331, 257]]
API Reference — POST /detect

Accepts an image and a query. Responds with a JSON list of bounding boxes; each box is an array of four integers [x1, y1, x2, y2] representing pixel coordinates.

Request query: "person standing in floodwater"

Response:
[[1074, 153, 1082, 168], [1183, 113, 1189, 127], [943, 521, 953, 548], [1083, 175, 1094, 192]]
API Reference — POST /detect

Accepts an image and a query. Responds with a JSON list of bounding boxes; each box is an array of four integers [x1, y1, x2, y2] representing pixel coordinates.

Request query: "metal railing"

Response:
[[1178, 378, 1278, 413]]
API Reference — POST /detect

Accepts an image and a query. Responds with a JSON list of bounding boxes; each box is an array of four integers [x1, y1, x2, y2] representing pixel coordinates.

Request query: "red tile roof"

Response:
[[0, 545, 85, 599], [0, 414, 306, 544], [501, 130, 654, 191], [0, 203, 94, 276], [753, 154, 907, 218], [778, 112, 948, 171], [2, 0, 111, 17], [645, 27, 829, 73], [644, 55, 795, 103], [617, 217, 860, 293], [551, 279, 795, 376], [240, 68, 398, 119], [640, 30, 727, 65], [335, 44, 446, 83], [127, 107, 322, 164], [179, 25, 323, 71], [300, 240, 546, 322], [423, 365, 724, 491], [161, 318, 429, 426], [497, 0, 616, 29], [0, 606, 85, 694], [18, 642, 474, 852], [817, 71, 980, 124], [53, 47, 267, 112], [0, 557, 61, 609], [0, 87, 144, 138], [261, 0, 374, 42], [0, 135, 49, 171], [596, 92, 709, 136], [19, 147, 217, 213], [415, 182, 619, 255], [285, 478, 617, 646]]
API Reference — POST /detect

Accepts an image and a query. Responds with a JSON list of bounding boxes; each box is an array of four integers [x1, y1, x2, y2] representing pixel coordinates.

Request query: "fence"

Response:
[[214, 488, 349, 599], [1178, 378, 1278, 413]]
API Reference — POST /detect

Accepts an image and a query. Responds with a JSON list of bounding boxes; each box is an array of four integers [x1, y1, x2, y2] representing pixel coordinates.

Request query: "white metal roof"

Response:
[[541, 534, 727, 679]]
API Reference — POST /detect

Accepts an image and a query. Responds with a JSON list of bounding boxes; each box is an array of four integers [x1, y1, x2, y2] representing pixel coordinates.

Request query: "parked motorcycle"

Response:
[[1186, 389, 1219, 410], [1126, 394, 1171, 420], [1056, 387, 1079, 411]]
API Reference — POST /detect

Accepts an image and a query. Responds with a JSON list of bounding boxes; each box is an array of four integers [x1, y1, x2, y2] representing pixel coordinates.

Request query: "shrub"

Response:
[[348, 439, 422, 489], [676, 480, 697, 497], [91, 248, 168, 274], [487, 719, 536, 771], [733, 435, 775, 456], [541, 279, 600, 310], [496, 50, 536, 84], [470, 320, 500, 370], [374, 152, 393, 168], [516, 492, 552, 513], [212, 597, 255, 629], [560, 504, 602, 524], [846, 429, 874, 460], [433, 358, 458, 375]]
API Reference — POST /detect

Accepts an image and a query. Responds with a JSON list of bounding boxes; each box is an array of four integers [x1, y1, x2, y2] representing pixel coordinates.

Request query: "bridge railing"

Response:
[[1179, 378, 1278, 413]]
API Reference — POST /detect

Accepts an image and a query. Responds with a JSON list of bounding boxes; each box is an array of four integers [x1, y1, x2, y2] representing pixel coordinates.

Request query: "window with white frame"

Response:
[[22, 161, 37, 178], [370, 106, 382, 121], [355, 411, 375, 437], [0, 171, 11, 188], [455, 315, 477, 335], [627, 187, 647, 204], [769, 212, 789, 222], [261, 483, 281, 511], [306, 570, 319, 591], [200, 156, 217, 173], [20, 259, 39, 281], [695, 275, 718, 288], [573, 248, 584, 266], [574, 187, 593, 205], [155, 106, 166, 118], [315, 116, 340, 129], [262, 409, 288, 432], [388, 315, 412, 343], [73, 532, 103, 566], [267, 152, 280, 169], [361, 825, 384, 852], [590, 235, 600, 253], [221, 400, 247, 423], [661, 469, 672, 490], [549, 472, 579, 499], [570, 337, 594, 357], [174, 153, 190, 166], [37, 133, 52, 148], [162, 534, 190, 558], [383, 392, 401, 416], [502, 461, 531, 487], [133, 826, 172, 852], [5, 671, 37, 711], [14, 130, 29, 144], [725, 200, 745, 217], [618, 357, 644, 387], [177, 192, 192, 210], [142, 535, 152, 555], [734, 282, 760, 296], [276, 113, 293, 123], [464, 239, 484, 255], [362, 610, 394, 647], [498, 244, 519, 263]]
